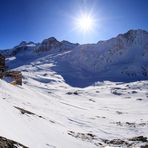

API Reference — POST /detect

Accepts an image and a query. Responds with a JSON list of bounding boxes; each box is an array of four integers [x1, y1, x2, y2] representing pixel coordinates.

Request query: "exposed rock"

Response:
[[128, 136, 147, 142], [0, 54, 22, 85], [116, 111, 123, 115], [111, 90, 122, 95], [0, 136, 28, 148], [141, 144, 148, 148], [102, 138, 129, 145], [15, 106, 35, 115], [66, 91, 79, 95], [36, 37, 62, 52], [14, 106, 44, 119], [137, 98, 143, 101], [0, 53, 5, 78], [68, 131, 96, 141], [5, 71, 22, 85]]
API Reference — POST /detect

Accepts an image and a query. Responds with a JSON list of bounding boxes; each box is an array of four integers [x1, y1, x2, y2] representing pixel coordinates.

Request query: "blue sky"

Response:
[[0, 0, 148, 49]]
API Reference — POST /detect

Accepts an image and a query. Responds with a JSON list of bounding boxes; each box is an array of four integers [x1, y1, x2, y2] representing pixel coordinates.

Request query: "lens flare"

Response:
[[75, 13, 94, 32]]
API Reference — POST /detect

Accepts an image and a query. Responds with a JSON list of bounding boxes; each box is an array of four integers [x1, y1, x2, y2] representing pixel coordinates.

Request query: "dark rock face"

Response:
[[15, 106, 35, 115], [5, 71, 22, 85], [0, 54, 5, 74], [35, 37, 79, 53], [36, 37, 62, 52], [102, 139, 129, 145], [0, 136, 28, 148], [0, 54, 5, 79], [128, 136, 147, 142], [0, 54, 22, 85]]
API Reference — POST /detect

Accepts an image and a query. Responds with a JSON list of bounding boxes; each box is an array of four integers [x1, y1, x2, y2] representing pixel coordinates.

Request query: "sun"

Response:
[[75, 13, 95, 33]]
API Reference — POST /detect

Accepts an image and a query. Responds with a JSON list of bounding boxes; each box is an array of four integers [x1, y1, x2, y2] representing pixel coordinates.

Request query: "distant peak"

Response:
[[47, 37, 57, 41], [128, 29, 147, 33], [18, 41, 36, 47], [19, 41, 27, 46], [61, 40, 79, 46], [41, 37, 59, 44], [118, 29, 148, 38], [61, 40, 70, 43]]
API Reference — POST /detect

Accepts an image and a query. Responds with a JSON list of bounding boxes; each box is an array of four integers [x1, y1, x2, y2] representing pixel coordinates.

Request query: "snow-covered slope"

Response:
[[0, 61, 148, 147], [52, 29, 148, 87], [0, 29, 148, 147]]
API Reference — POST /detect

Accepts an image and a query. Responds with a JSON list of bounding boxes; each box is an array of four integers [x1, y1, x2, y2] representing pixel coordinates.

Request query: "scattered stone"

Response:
[[111, 90, 122, 95], [94, 142, 103, 146], [102, 139, 128, 145], [96, 116, 106, 119], [132, 91, 138, 94], [66, 91, 79, 95], [68, 131, 96, 141], [14, 106, 45, 119], [43, 73, 48, 76], [141, 144, 148, 148], [116, 111, 123, 115], [66, 92, 73, 95], [124, 96, 131, 99], [128, 136, 147, 142], [89, 99, 95, 102], [114, 121, 123, 126], [46, 143, 56, 148], [125, 122, 136, 127], [73, 91, 79, 95], [113, 121, 147, 128], [15, 106, 35, 115], [0, 136, 28, 148], [137, 98, 143, 101]]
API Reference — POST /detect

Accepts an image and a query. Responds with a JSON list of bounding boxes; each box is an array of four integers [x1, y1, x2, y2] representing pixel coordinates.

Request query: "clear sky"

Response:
[[0, 0, 148, 49]]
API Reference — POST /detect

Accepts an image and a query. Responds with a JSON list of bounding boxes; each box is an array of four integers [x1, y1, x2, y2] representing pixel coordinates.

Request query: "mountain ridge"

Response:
[[1, 29, 147, 53], [1, 29, 148, 87]]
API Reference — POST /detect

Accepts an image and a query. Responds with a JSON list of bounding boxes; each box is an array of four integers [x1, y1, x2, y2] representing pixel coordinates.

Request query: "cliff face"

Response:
[[0, 54, 22, 85], [0, 54, 5, 78]]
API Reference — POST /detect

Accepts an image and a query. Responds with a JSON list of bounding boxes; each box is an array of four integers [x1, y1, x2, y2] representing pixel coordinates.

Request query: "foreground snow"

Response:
[[0, 62, 148, 147]]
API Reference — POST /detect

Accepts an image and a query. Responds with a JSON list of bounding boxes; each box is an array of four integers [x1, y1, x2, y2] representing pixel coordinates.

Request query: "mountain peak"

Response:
[[41, 37, 58, 44], [118, 29, 148, 39], [19, 41, 27, 46], [17, 41, 36, 47]]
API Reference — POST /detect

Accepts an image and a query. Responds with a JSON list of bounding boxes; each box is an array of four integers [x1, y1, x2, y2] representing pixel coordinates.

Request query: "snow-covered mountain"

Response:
[[0, 37, 79, 57], [55, 29, 148, 86], [0, 29, 148, 147], [1, 29, 148, 87]]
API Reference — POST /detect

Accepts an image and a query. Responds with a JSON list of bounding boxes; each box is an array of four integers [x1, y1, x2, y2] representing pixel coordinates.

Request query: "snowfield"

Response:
[[0, 29, 148, 147], [0, 61, 148, 147]]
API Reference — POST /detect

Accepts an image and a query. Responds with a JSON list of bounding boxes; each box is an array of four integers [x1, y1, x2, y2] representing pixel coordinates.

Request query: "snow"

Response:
[[52, 29, 148, 87], [0, 60, 148, 147], [0, 29, 148, 147]]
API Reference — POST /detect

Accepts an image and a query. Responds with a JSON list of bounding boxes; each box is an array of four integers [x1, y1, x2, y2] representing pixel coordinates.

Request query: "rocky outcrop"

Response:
[[0, 54, 5, 78], [0, 54, 22, 85], [5, 71, 22, 85], [0, 136, 28, 148], [35, 37, 79, 52]]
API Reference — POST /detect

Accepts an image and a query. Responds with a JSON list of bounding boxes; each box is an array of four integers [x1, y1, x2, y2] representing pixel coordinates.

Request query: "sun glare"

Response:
[[75, 12, 95, 33]]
